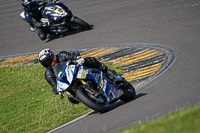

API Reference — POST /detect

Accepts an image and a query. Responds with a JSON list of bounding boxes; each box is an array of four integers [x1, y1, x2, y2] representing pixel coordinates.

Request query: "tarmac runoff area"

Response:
[[0, 44, 176, 88]]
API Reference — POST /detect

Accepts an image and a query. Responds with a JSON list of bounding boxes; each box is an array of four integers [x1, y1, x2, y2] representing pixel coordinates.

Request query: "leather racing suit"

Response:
[[20, 0, 54, 40]]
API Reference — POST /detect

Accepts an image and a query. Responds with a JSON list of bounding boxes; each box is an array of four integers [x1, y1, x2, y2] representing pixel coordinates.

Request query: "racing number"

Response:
[[81, 69, 89, 79], [100, 79, 104, 88]]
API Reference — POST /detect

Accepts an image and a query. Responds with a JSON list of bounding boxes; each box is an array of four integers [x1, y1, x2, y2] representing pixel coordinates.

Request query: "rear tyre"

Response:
[[76, 87, 110, 113], [119, 81, 136, 102]]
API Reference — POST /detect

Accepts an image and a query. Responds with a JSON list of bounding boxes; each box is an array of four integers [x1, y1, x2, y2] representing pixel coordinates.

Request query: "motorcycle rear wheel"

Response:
[[119, 81, 136, 102], [76, 87, 110, 113], [72, 17, 90, 30]]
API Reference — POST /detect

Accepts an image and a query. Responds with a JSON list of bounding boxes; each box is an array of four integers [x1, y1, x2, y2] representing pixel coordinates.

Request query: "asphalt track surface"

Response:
[[1, 0, 200, 133]]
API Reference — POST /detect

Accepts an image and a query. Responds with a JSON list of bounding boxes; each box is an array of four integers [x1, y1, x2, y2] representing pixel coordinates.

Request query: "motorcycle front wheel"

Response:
[[76, 87, 110, 113]]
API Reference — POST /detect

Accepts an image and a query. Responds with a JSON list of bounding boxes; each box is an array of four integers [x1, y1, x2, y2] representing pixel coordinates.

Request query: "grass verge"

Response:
[[0, 62, 123, 133], [115, 103, 200, 133], [2, 63, 199, 133]]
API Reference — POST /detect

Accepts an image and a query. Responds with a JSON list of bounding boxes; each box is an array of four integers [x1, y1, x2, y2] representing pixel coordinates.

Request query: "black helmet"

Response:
[[21, 0, 33, 11], [38, 48, 57, 68]]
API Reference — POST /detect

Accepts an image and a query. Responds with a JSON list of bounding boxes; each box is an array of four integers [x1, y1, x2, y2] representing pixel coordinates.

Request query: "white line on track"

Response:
[[46, 111, 93, 133]]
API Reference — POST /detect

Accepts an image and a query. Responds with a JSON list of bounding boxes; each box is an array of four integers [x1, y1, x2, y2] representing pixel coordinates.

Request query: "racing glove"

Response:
[[53, 0, 60, 3], [76, 56, 85, 65]]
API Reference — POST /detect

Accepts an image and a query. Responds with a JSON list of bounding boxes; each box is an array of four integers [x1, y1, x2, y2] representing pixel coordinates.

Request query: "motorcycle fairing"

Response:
[[101, 78, 122, 102], [40, 2, 71, 32], [42, 2, 68, 23], [77, 66, 101, 81], [54, 61, 123, 102], [78, 67, 122, 102], [54, 61, 76, 91], [57, 80, 69, 91], [20, 11, 32, 22], [65, 63, 76, 83]]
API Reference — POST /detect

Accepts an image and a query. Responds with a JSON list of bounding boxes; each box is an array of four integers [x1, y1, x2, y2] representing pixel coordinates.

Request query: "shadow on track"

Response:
[[109, 93, 147, 111], [45, 25, 94, 43], [88, 93, 147, 115]]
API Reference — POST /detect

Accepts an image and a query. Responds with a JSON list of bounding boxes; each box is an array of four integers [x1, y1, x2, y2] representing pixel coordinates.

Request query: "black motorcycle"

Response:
[[20, 1, 90, 39]]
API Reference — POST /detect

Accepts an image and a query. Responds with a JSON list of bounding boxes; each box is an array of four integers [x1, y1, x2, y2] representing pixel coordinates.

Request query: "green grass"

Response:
[[1, 63, 199, 133], [103, 62, 124, 76], [0, 65, 90, 133], [0, 63, 123, 133], [115, 103, 200, 133]]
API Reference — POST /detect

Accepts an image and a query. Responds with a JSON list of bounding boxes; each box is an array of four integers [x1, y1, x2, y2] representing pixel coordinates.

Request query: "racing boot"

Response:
[[106, 67, 117, 80], [34, 27, 47, 40], [99, 63, 117, 80]]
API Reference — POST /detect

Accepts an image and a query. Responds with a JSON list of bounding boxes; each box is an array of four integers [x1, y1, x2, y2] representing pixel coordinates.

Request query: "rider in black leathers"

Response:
[[20, 0, 58, 40], [38, 48, 117, 103]]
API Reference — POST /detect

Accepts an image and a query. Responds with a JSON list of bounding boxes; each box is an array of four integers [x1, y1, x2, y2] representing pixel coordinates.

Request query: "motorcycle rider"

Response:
[[38, 48, 117, 104], [20, 0, 59, 40]]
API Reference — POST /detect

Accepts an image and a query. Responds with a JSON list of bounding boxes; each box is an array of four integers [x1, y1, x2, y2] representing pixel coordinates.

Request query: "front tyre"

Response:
[[76, 87, 110, 113], [72, 17, 90, 30]]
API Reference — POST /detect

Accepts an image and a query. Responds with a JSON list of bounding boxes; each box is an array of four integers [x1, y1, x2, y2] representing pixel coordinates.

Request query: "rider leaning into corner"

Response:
[[38, 48, 117, 104], [20, 0, 59, 40]]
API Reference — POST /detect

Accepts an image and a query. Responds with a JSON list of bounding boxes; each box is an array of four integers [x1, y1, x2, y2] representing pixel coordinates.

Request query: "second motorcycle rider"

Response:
[[20, 0, 59, 40]]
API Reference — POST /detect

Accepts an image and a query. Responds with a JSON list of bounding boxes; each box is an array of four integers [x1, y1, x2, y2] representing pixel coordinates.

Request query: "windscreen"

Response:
[[53, 62, 67, 79]]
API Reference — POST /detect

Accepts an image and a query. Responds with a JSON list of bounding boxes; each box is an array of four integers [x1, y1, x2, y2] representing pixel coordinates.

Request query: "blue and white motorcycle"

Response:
[[53, 61, 136, 113], [21, 2, 90, 35]]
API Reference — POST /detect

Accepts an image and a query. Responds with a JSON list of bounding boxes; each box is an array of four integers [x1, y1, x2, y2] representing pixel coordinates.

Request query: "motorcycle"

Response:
[[53, 60, 136, 113], [20, 2, 90, 37]]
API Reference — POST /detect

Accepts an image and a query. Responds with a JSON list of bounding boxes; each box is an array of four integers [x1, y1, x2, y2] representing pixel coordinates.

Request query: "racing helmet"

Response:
[[38, 48, 57, 68], [21, 0, 33, 11]]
